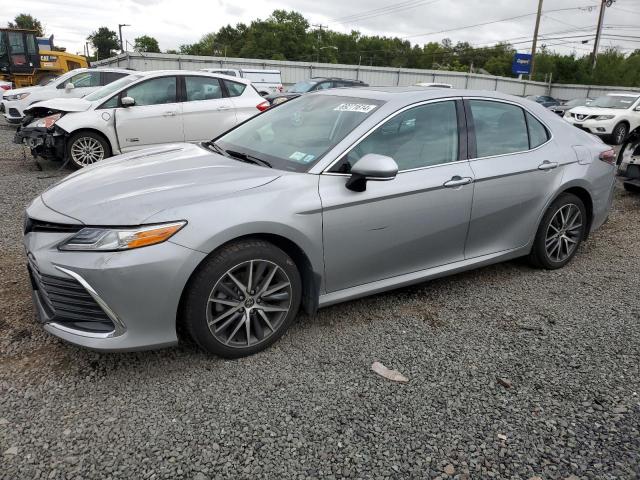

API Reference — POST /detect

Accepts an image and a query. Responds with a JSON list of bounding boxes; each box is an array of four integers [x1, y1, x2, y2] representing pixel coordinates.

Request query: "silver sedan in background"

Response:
[[24, 87, 616, 357]]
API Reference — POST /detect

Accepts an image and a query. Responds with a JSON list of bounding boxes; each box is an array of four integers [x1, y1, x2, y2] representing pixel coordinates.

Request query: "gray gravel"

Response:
[[1, 120, 639, 480]]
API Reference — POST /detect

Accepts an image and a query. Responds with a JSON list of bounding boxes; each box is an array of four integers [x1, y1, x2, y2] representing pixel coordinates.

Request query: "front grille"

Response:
[[28, 260, 114, 334], [24, 216, 82, 235]]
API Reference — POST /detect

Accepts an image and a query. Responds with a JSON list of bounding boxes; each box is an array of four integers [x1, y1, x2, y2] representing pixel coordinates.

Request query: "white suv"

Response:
[[563, 93, 640, 145], [16, 70, 270, 168], [2, 67, 132, 124]]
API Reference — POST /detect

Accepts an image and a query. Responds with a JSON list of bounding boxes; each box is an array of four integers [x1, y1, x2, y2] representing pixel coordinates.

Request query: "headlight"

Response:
[[58, 221, 186, 251], [594, 115, 614, 120], [30, 113, 62, 129], [272, 97, 288, 105], [7, 92, 30, 101]]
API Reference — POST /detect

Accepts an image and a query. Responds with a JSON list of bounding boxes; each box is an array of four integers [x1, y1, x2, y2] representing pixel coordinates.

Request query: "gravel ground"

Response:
[[1, 120, 639, 480]]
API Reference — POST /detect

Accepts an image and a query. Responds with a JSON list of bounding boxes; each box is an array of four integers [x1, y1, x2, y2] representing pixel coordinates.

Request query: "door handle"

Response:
[[538, 161, 558, 171], [443, 176, 473, 188], [163, 111, 177, 117], [216, 105, 232, 111]]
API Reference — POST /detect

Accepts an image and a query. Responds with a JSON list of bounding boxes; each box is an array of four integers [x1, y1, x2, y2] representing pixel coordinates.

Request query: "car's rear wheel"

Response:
[[67, 131, 111, 169], [610, 122, 629, 145], [529, 193, 587, 269], [182, 239, 302, 358]]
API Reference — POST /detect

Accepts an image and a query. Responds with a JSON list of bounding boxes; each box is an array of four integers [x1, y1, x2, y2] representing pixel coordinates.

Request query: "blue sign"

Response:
[[512, 53, 532, 75]]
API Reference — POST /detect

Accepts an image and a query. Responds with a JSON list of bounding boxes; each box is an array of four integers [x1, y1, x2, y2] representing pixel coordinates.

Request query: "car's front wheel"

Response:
[[182, 239, 302, 358], [529, 193, 587, 269], [610, 122, 629, 145], [66, 131, 111, 169]]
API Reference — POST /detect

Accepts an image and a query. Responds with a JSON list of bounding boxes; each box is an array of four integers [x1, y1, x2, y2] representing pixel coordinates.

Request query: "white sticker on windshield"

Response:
[[334, 103, 377, 113], [289, 151, 307, 161]]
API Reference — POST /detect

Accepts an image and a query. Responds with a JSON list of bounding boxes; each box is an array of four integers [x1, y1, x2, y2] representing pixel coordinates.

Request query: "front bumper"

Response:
[[24, 215, 206, 351], [564, 117, 616, 135], [14, 126, 65, 160], [2, 100, 25, 123]]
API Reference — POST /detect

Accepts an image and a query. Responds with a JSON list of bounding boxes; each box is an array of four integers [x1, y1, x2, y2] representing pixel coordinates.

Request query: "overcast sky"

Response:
[[3, 0, 640, 57]]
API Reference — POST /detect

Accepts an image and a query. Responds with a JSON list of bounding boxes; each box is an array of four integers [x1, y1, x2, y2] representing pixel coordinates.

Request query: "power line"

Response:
[[330, 0, 441, 24], [401, 5, 598, 40]]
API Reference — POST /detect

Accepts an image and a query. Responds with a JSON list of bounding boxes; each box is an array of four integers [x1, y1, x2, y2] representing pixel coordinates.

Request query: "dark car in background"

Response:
[[266, 77, 368, 105], [549, 97, 593, 116], [526, 95, 560, 108]]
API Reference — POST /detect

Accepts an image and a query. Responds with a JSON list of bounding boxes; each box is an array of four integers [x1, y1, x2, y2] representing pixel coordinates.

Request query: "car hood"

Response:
[[569, 106, 625, 116], [40, 143, 281, 225], [24, 97, 94, 115]]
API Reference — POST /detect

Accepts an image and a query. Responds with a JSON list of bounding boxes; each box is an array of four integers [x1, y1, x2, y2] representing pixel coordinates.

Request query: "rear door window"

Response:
[[469, 100, 529, 157], [185, 76, 223, 101], [223, 79, 246, 97], [101, 71, 129, 85], [526, 112, 549, 149]]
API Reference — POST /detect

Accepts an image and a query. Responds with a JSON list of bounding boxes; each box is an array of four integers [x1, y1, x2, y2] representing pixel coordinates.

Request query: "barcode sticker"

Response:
[[334, 103, 377, 113]]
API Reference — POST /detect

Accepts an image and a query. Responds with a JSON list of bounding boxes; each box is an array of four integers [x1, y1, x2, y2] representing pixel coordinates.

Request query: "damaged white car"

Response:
[[15, 70, 270, 168]]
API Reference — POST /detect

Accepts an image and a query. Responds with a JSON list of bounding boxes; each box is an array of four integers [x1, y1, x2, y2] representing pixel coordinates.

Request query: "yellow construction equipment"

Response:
[[0, 28, 89, 88]]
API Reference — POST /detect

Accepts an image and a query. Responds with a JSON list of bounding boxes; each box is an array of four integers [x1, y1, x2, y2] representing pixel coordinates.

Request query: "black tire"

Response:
[[528, 193, 587, 269], [623, 182, 640, 194], [66, 131, 111, 169], [610, 122, 629, 146], [182, 239, 302, 358]]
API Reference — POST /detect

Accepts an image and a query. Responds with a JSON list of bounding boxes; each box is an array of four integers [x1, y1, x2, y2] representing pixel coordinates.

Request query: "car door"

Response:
[[319, 99, 475, 292], [115, 75, 183, 152], [57, 70, 102, 99], [222, 79, 259, 124], [181, 75, 237, 142], [463, 98, 565, 259]]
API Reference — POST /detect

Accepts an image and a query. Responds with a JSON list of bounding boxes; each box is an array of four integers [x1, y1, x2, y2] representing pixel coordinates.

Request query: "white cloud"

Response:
[[1, 0, 636, 56]]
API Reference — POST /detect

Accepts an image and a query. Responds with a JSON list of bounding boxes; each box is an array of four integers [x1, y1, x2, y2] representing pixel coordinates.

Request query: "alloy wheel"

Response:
[[206, 259, 292, 348], [70, 137, 105, 166], [613, 124, 628, 145], [545, 203, 583, 263]]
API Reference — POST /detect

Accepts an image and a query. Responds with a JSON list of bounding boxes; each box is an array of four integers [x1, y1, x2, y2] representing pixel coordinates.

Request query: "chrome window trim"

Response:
[[321, 96, 464, 175], [464, 96, 554, 161], [53, 265, 127, 338]]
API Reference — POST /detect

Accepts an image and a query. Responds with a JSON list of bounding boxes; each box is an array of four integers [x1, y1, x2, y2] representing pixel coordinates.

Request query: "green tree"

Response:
[[133, 35, 160, 53], [8, 13, 44, 36], [88, 27, 120, 59]]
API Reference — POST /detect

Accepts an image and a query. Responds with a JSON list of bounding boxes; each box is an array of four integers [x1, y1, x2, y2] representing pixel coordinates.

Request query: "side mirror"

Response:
[[121, 96, 135, 107], [346, 154, 398, 192], [634, 106, 640, 111], [64, 82, 75, 91]]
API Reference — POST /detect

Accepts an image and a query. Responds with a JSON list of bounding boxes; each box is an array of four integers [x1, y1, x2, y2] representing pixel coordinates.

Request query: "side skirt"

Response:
[[317, 246, 530, 308]]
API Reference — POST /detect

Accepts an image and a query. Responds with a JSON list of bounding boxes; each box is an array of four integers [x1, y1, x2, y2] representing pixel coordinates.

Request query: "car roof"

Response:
[[314, 86, 542, 106], [606, 93, 639, 97], [133, 69, 252, 84]]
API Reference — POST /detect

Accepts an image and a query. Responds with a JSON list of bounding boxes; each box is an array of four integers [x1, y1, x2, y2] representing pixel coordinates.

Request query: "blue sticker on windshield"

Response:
[[289, 151, 306, 161], [302, 154, 315, 163]]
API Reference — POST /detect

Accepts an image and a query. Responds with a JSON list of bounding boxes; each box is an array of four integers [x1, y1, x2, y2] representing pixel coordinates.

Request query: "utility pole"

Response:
[[529, 0, 544, 80], [312, 24, 328, 63], [592, 0, 615, 70], [118, 23, 130, 53]]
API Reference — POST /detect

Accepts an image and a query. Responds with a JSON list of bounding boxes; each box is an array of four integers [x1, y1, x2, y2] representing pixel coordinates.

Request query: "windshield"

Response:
[[84, 75, 141, 101], [590, 95, 638, 109], [215, 94, 385, 172], [287, 80, 318, 93]]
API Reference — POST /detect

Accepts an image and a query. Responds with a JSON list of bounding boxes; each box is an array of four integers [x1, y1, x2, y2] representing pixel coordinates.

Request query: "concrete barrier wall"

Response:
[[94, 52, 640, 100]]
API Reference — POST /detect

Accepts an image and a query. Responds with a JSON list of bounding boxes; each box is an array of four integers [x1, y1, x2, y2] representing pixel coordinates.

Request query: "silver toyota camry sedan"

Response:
[[24, 87, 616, 357]]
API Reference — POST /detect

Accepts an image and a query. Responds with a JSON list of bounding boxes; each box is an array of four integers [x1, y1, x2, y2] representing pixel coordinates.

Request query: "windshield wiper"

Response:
[[203, 141, 229, 156], [225, 149, 272, 168]]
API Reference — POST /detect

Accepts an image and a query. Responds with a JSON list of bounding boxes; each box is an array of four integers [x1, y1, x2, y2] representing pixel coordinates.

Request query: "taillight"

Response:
[[599, 148, 616, 165], [0, 85, 11, 91], [256, 100, 270, 112]]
